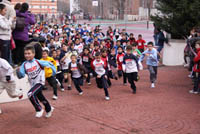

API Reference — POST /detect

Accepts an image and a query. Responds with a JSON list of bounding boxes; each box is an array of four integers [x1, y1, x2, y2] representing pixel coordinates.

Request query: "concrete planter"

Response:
[[163, 39, 186, 66]]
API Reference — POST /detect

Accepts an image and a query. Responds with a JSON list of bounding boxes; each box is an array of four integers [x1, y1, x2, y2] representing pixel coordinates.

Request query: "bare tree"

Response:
[[114, 0, 126, 20]]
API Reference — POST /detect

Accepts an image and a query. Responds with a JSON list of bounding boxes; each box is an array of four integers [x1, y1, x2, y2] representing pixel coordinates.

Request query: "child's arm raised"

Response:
[[16, 63, 26, 79], [37, 60, 57, 76]]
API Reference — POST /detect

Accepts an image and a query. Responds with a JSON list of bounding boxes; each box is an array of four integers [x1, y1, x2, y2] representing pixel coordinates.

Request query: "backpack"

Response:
[[15, 17, 26, 31]]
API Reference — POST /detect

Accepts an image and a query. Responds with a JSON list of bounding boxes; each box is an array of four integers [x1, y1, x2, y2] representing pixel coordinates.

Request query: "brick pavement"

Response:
[[0, 66, 200, 134]]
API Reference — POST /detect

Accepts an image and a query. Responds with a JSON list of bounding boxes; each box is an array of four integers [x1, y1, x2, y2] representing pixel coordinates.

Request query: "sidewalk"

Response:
[[0, 66, 200, 134]]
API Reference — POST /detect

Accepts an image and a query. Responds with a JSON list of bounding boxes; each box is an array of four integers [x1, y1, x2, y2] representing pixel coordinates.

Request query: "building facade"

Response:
[[11, 0, 58, 15]]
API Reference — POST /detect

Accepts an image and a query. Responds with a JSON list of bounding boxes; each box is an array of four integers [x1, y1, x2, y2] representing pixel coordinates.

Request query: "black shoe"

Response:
[[64, 79, 68, 83], [68, 86, 72, 90], [43, 86, 48, 90], [114, 76, 118, 80]]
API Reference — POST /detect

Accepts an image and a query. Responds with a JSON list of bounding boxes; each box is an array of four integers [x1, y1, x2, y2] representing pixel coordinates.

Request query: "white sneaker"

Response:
[[35, 109, 44, 118], [45, 107, 54, 118], [105, 96, 110, 101], [188, 74, 193, 78], [0, 108, 2, 114], [56, 79, 61, 87], [79, 92, 83, 95], [189, 90, 194, 94], [60, 88, 65, 92], [123, 83, 127, 86], [194, 91, 199, 94], [52, 95, 58, 100], [151, 83, 155, 88], [88, 82, 91, 85]]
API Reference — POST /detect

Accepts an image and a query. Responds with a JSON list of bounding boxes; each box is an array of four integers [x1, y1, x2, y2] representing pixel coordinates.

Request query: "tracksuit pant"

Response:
[[118, 70, 127, 84], [72, 77, 83, 93], [56, 72, 64, 89], [46, 76, 58, 96], [28, 83, 51, 112], [96, 75, 109, 97], [193, 72, 200, 92], [126, 72, 137, 92], [148, 65, 158, 83], [0, 40, 11, 64]]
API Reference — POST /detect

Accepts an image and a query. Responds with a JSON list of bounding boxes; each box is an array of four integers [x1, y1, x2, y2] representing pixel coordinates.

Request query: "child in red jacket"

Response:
[[116, 46, 127, 85], [136, 34, 146, 53], [190, 41, 200, 94]]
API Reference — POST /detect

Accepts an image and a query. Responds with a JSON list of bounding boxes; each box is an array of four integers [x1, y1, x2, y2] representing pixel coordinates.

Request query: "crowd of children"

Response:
[[0, 20, 161, 118], [185, 28, 200, 94]]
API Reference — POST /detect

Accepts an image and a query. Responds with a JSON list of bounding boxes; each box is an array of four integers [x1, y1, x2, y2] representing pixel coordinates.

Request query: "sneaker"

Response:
[[87, 82, 91, 85], [68, 86, 72, 90], [56, 79, 61, 87], [35, 109, 44, 118], [52, 95, 58, 100], [151, 83, 155, 88], [188, 74, 193, 78], [189, 90, 195, 94], [132, 90, 136, 94], [0, 108, 2, 114], [79, 92, 83, 95], [45, 107, 54, 118], [60, 88, 65, 92], [105, 96, 110, 101], [194, 91, 199, 94], [18, 94, 23, 99], [123, 83, 127, 86]]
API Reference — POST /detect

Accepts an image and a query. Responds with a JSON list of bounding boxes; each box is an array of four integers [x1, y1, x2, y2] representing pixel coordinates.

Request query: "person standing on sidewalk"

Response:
[[139, 42, 159, 88], [12, 3, 36, 65], [0, 58, 23, 114], [0, 3, 15, 64]]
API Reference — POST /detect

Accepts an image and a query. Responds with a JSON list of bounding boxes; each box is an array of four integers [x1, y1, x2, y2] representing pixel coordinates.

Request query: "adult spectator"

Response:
[[14, 3, 21, 11], [0, 3, 15, 63], [12, 3, 36, 64]]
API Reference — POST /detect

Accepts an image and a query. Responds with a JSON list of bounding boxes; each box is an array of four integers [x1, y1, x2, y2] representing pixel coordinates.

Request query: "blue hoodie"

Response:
[[139, 48, 158, 66]]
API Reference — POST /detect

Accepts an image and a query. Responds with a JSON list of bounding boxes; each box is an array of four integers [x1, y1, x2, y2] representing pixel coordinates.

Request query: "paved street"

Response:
[[1, 66, 200, 134]]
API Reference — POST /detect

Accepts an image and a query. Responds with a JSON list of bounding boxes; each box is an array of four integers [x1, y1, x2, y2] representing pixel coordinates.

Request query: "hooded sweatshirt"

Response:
[[12, 10, 35, 41]]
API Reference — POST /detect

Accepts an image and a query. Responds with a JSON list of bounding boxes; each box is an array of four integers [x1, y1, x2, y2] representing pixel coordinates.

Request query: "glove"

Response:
[[6, 76, 11, 82]]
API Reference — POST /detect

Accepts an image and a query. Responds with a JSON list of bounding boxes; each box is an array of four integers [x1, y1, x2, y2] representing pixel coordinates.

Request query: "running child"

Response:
[[41, 50, 58, 100], [116, 46, 127, 85], [60, 43, 72, 90], [122, 45, 142, 94], [52, 50, 65, 92], [17, 45, 56, 118], [80, 47, 93, 85], [139, 42, 159, 88], [0, 58, 23, 114], [136, 34, 146, 53], [92, 52, 110, 100], [101, 49, 112, 87], [68, 55, 88, 95]]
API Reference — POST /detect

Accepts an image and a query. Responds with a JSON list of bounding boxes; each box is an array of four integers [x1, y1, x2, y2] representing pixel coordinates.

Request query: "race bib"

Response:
[[138, 42, 142, 46], [83, 56, 89, 62], [125, 59, 132, 66], [119, 56, 124, 62]]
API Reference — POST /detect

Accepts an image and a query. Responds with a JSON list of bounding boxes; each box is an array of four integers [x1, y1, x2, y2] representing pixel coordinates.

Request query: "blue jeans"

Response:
[[0, 40, 11, 64], [157, 45, 164, 53]]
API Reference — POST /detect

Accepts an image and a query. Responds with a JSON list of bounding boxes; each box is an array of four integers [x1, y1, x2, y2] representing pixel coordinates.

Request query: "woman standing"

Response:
[[12, 3, 35, 65], [0, 3, 14, 63]]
